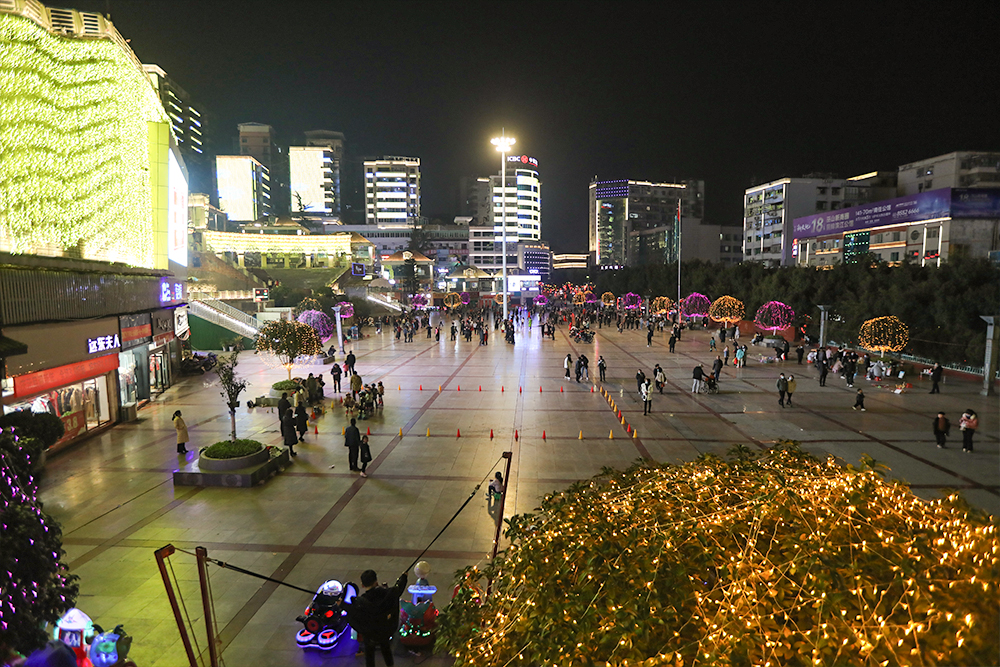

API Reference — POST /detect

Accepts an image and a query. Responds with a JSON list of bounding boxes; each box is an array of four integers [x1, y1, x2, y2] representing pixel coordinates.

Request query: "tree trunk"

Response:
[[230, 409, 237, 441]]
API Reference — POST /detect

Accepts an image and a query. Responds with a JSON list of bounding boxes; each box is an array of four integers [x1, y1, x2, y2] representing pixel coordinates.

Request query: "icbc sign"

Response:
[[507, 155, 538, 167]]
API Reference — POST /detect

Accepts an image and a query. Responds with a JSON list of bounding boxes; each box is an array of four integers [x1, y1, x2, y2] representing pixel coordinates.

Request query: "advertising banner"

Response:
[[950, 188, 1000, 218], [793, 189, 952, 239]]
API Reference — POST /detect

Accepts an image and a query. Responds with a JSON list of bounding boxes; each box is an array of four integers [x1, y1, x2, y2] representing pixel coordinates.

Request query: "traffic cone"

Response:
[[539, 386, 543, 393], [591, 386, 595, 393], [621, 414, 626, 425], [560, 386, 564, 392], [479, 385, 482, 391], [439, 385, 442, 392], [420, 385, 423, 391], [458, 385, 461, 391], [633, 429, 638, 438], [342, 427, 345, 435], [501, 386, 504, 392], [399, 427, 403, 436], [626, 423, 631, 434], [578, 430, 583, 440], [367, 426, 371, 435], [456, 428, 461, 437], [314, 424, 318, 435], [542, 430, 546, 440], [609, 430, 614, 439], [490, 429, 494, 439], [426, 427, 430, 437], [519, 386, 522, 393], [515, 430, 519, 441]]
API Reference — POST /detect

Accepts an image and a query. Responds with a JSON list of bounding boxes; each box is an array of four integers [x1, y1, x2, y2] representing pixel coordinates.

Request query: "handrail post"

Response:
[[154, 545, 199, 667], [195, 546, 220, 667]]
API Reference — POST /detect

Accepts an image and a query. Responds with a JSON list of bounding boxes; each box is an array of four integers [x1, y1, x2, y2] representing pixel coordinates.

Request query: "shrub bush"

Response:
[[202, 439, 264, 459], [0, 410, 65, 449], [272, 379, 301, 391]]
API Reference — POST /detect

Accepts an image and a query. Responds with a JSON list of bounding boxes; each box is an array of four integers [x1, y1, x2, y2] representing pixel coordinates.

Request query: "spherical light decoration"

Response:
[[460, 292, 471, 305], [296, 309, 335, 340], [572, 292, 585, 305], [601, 292, 616, 307], [336, 301, 354, 319], [754, 300, 795, 332], [708, 295, 745, 325], [444, 292, 462, 308], [411, 294, 428, 309], [622, 292, 642, 309], [254, 320, 324, 379], [858, 315, 909, 353], [681, 292, 711, 317], [652, 296, 674, 315], [437, 443, 1000, 667], [584, 291, 597, 304], [294, 297, 322, 318], [532, 294, 548, 306]]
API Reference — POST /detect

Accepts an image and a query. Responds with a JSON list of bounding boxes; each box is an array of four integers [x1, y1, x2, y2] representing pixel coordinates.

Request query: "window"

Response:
[[831, 201, 840, 209], [927, 227, 940, 239], [817, 187, 827, 195], [890, 252, 899, 261], [831, 187, 841, 195], [816, 201, 828, 211], [892, 232, 901, 242]]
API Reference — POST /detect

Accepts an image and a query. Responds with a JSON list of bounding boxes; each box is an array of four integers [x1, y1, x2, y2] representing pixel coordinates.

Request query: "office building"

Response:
[[143, 64, 210, 195], [589, 179, 704, 268], [898, 151, 1000, 194], [290, 146, 339, 216], [188, 193, 231, 232], [793, 188, 1000, 267], [364, 157, 421, 226], [469, 155, 542, 271], [239, 122, 288, 215], [216, 155, 270, 222]]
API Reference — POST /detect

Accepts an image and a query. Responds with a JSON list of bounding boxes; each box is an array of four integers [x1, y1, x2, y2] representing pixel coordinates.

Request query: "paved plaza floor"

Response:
[[38, 319, 999, 666]]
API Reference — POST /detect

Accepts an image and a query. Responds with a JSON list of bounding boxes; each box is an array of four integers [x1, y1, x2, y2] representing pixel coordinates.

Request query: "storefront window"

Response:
[[2, 374, 113, 443], [119, 351, 138, 406], [149, 349, 168, 394]]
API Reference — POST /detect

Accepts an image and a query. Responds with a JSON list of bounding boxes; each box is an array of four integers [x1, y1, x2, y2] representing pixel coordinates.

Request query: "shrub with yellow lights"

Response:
[[437, 443, 999, 667], [254, 320, 324, 380], [652, 296, 674, 315], [709, 295, 745, 325], [858, 315, 909, 355], [601, 292, 616, 307]]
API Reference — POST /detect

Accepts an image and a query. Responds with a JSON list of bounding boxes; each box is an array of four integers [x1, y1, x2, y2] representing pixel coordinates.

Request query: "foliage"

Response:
[[297, 309, 335, 339], [594, 257, 1000, 363], [272, 379, 301, 391], [859, 315, 910, 354], [293, 297, 322, 318], [755, 300, 796, 332], [407, 229, 432, 254], [709, 295, 745, 324], [215, 352, 249, 441], [651, 296, 673, 314], [255, 319, 324, 380], [437, 443, 1000, 666], [201, 439, 264, 459], [681, 292, 711, 316], [0, 411, 65, 450], [0, 432, 44, 495]]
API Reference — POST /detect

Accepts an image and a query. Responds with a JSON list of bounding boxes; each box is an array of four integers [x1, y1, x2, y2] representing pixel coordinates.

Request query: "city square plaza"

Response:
[[38, 320, 999, 666]]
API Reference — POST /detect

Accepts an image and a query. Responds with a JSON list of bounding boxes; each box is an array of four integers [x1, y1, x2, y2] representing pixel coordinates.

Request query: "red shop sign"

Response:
[[9, 354, 119, 400], [122, 323, 152, 343]]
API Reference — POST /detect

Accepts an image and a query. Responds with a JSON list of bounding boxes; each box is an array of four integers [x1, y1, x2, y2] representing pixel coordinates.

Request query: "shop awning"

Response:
[[0, 334, 28, 358]]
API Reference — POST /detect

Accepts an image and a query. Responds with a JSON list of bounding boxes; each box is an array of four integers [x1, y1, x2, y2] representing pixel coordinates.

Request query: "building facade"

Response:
[[238, 122, 288, 215], [468, 156, 542, 272], [143, 64, 210, 195], [364, 156, 421, 226], [793, 188, 1000, 267], [898, 151, 1000, 195], [216, 155, 270, 222], [289, 146, 339, 216]]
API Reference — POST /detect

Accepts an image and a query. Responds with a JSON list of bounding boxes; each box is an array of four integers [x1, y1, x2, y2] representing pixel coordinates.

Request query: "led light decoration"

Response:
[[443, 292, 462, 308], [622, 292, 641, 309], [651, 296, 674, 315], [293, 297, 322, 318], [532, 294, 548, 307], [254, 320, 324, 380], [708, 295, 745, 325], [583, 291, 597, 304], [297, 309, 335, 340], [601, 292, 616, 307], [335, 301, 354, 319], [438, 443, 1000, 667], [755, 300, 795, 333], [572, 292, 585, 305], [460, 292, 471, 305], [681, 292, 711, 317], [0, 13, 170, 268], [411, 294, 428, 309], [859, 315, 909, 354]]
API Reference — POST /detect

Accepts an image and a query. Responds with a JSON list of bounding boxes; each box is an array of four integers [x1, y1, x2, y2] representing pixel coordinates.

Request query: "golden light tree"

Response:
[[709, 295, 745, 325], [443, 292, 462, 308], [652, 296, 674, 315], [437, 443, 1000, 667], [601, 292, 616, 307], [858, 315, 909, 356], [254, 320, 324, 380]]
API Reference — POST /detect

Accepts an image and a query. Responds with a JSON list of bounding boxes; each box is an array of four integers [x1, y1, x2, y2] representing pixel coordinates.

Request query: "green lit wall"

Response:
[[0, 13, 169, 268]]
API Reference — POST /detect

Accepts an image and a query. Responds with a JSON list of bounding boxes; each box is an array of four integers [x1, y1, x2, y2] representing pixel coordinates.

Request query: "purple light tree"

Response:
[[681, 292, 711, 317], [336, 301, 355, 319], [297, 309, 335, 340], [622, 292, 642, 309], [754, 301, 795, 333]]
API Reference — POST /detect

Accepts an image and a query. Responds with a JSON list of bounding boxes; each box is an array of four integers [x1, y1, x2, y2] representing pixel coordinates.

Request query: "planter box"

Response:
[[173, 447, 290, 487], [199, 447, 269, 471]]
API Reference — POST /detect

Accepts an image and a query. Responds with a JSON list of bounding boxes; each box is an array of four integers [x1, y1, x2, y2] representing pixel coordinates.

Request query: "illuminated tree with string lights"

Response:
[[858, 316, 909, 356], [601, 292, 616, 307], [255, 319, 324, 380], [651, 296, 674, 315], [709, 295, 745, 325], [621, 292, 642, 310], [754, 300, 795, 333], [532, 294, 548, 307], [293, 297, 322, 318], [296, 309, 335, 340], [437, 443, 1000, 667], [681, 292, 711, 317]]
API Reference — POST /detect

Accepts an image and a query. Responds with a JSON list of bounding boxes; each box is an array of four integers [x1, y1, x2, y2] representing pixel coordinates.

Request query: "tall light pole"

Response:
[[676, 198, 682, 326], [491, 133, 515, 320]]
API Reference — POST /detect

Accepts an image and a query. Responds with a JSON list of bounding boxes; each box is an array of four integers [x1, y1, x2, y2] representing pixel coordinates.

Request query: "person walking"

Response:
[[776, 373, 788, 408], [345, 417, 362, 470], [343, 569, 407, 667], [350, 371, 363, 399], [929, 362, 943, 394], [295, 403, 308, 442], [641, 379, 652, 415], [654, 364, 666, 394], [331, 364, 342, 394], [647, 326, 654, 347], [282, 408, 298, 456], [852, 388, 866, 411], [172, 410, 189, 454], [668, 333, 676, 353], [345, 350, 356, 375], [597, 356, 607, 382], [712, 355, 723, 382], [818, 359, 828, 387], [564, 353, 572, 380], [636, 369, 647, 393], [709, 336, 716, 352], [796, 345, 805, 364], [932, 412, 950, 449], [359, 434, 372, 477], [691, 365, 705, 394], [786, 374, 797, 407], [959, 409, 978, 452]]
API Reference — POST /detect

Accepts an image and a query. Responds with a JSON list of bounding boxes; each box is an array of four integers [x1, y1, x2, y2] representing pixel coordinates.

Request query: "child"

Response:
[[709, 337, 716, 351], [359, 434, 372, 477], [376, 381, 385, 407], [487, 472, 504, 501], [852, 388, 866, 411], [342, 392, 356, 414]]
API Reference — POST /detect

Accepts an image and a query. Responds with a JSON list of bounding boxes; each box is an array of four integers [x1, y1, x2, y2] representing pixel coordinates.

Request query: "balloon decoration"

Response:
[[335, 301, 354, 319], [460, 292, 471, 305], [858, 316, 909, 354], [681, 292, 711, 317], [444, 292, 462, 308], [754, 301, 795, 332], [622, 292, 642, 310], [651, 296, 674, 315], [601, 292, 616, 307], [708, 296, 745, 325], [296, 309, 335, 339], [411, 294, 428, 309]]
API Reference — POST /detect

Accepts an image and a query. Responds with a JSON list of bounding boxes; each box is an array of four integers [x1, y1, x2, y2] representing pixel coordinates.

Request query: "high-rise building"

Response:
[[897, 151, 1000, 194], [589, 179, 704, 269], [216, 155, 270, 222], [364, 157, 421, 226], [239, 122, 288, 215], [468, 155, 542, 271], [290, 130, 345, 217], [143, 64, 210, 195]]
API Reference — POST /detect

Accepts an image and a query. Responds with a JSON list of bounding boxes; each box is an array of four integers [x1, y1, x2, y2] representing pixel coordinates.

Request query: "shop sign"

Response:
[[174, 306, 189, 336], [7, 354, 119, 400], [59, 410, 87, 442], [160, 278, 185, 304], [87, 334, 121, 354], [151, 309, 176, 347], [119, 313, 153, 350]]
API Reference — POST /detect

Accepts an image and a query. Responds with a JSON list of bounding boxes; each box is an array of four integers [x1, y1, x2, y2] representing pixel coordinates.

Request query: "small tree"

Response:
[[297, 309, 335, 340], [255, 319, 324, 380], [215, 353, 249, 441]]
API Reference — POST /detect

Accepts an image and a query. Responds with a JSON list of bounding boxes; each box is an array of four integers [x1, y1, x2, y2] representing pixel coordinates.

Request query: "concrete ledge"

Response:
[[174, 446, 290, 487], [199, 447, 269, 471]]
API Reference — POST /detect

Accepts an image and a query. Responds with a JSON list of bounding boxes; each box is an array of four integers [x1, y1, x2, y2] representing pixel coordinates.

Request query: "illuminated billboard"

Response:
[[168, 149, 188, 266]]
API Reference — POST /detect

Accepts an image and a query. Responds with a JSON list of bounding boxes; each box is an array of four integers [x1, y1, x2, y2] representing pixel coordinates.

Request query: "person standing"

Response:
[[735, 346, 745, 368], [580, 354, 590, 381], [844, 355, 857, 388], [295, 403, 308, 442], [306, 373, 318, 404], [597, 356, 607, 382], [786, 374, 797, 407], [636, 369, 647, 393], [776, 373, 788, 408], [654, 364, 666, 394], [818, 359, 829, 387], [932, 412, 950, 449], [282, 408, 298, 456], [641, 379, 652, 415], [574, 356, 583, 383], [668, 333, 676, 353], [359, 434, 372, 478], [712, 355, 723, 382], [277, 392, 291, 425], [331, 363, 342, 394], [709, 336, 716, 352], [691, 365, 704, 394], [852, 388, 866, 411], [343, 570, 407, 667], [350, 371, 363, 399], [723, 346, 730, 366], [172, 410, 189, 454], [929, 362, 943, 394], [647, 326, 654, 347], [345, 417, 361, 470], [959, 409, 978, 452], [345, 350, 356, 375]]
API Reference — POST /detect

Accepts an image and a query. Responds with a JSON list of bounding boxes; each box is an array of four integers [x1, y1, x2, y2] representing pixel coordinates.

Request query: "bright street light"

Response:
[[491, 133, 515, 319]]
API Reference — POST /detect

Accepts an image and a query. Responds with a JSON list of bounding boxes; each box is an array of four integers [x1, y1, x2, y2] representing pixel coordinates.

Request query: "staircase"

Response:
[[188, 299, 260, 338]]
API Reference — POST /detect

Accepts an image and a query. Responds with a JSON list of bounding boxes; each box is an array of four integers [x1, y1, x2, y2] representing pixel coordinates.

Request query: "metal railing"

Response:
[[188, 289, 256, 301], [367, 293, 403, 312], [188, 300, 259, 339]]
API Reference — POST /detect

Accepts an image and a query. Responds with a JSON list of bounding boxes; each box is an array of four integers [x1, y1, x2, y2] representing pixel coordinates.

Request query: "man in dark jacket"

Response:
[[712, 355, 723, 382], [345, 417, 362, 471], [345, 350, 357, 374], [345, 569, 408, 667], [277, 392, 291, 426], [929, 362, 943, 394], [932, 412, 950, 448]]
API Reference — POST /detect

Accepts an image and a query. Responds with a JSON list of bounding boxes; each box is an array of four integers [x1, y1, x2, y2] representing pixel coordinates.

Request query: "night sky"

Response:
[[81, 1, 996, 252]]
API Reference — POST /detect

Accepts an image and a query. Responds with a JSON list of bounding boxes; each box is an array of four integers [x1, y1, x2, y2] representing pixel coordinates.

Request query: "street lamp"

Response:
[[491, 133, 515, 320]]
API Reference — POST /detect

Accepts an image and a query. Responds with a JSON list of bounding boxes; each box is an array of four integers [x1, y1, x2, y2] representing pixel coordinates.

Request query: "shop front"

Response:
[[149, 309, 177, 395], [2, 318, 122, 451], [118, 313, 152, 407]]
